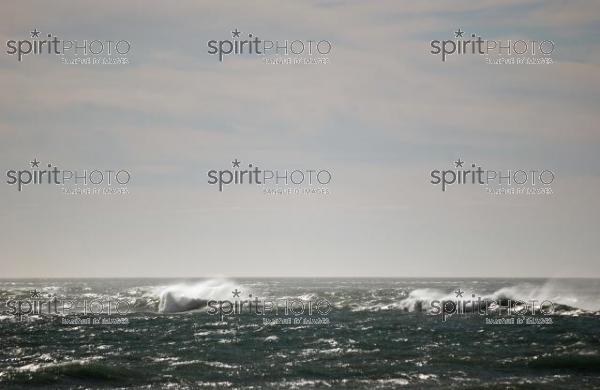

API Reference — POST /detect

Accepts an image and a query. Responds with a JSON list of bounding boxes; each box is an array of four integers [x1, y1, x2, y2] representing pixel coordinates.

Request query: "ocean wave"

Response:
[[13, 356, 103, 373], [347, 281, 600, 315], [2, 360, 149, 386], [158, 279, 245, 313], [528, 354, 600, 371]]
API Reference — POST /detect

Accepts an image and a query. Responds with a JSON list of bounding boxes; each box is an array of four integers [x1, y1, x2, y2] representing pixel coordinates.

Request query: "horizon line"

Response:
[[0, 276, 599, 280]]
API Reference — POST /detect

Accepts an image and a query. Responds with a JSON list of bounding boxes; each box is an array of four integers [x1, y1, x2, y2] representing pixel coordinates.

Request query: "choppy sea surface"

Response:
[[0, 278, 599, 389]]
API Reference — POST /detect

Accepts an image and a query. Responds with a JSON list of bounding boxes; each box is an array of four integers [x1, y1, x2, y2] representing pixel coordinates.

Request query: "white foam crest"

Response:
[[489, 280, 599, 311], [158, 279, 244, 313], [397, 288, 456, 312], [396, 281, 600, 313]]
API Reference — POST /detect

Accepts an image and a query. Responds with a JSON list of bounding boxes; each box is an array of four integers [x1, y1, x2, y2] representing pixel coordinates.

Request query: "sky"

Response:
[[0, 0, 599, 278]]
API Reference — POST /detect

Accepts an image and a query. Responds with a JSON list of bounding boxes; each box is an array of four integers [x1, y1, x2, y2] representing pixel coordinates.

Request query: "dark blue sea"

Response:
[[1, 278, 599, 389]]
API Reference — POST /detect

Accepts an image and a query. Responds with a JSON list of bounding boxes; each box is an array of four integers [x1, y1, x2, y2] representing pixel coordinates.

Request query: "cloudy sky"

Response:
[[1, 0, 599, 277]]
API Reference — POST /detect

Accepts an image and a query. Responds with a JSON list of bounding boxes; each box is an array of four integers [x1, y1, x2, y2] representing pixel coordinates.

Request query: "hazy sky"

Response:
[[1, 0, 599, 277]]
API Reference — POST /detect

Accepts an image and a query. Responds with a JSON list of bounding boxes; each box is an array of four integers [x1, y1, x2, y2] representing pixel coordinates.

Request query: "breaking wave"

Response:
[[158, 279, 244, 313], [395, 280, 600, 315]]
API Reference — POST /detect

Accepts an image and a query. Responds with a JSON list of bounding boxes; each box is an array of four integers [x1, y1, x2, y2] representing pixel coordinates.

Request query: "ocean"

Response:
[[0, 278, 599, 389]]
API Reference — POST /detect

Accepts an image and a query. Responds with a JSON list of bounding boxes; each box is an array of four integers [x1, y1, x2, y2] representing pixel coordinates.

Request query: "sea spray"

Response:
[[158, 279, 244, 313]]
